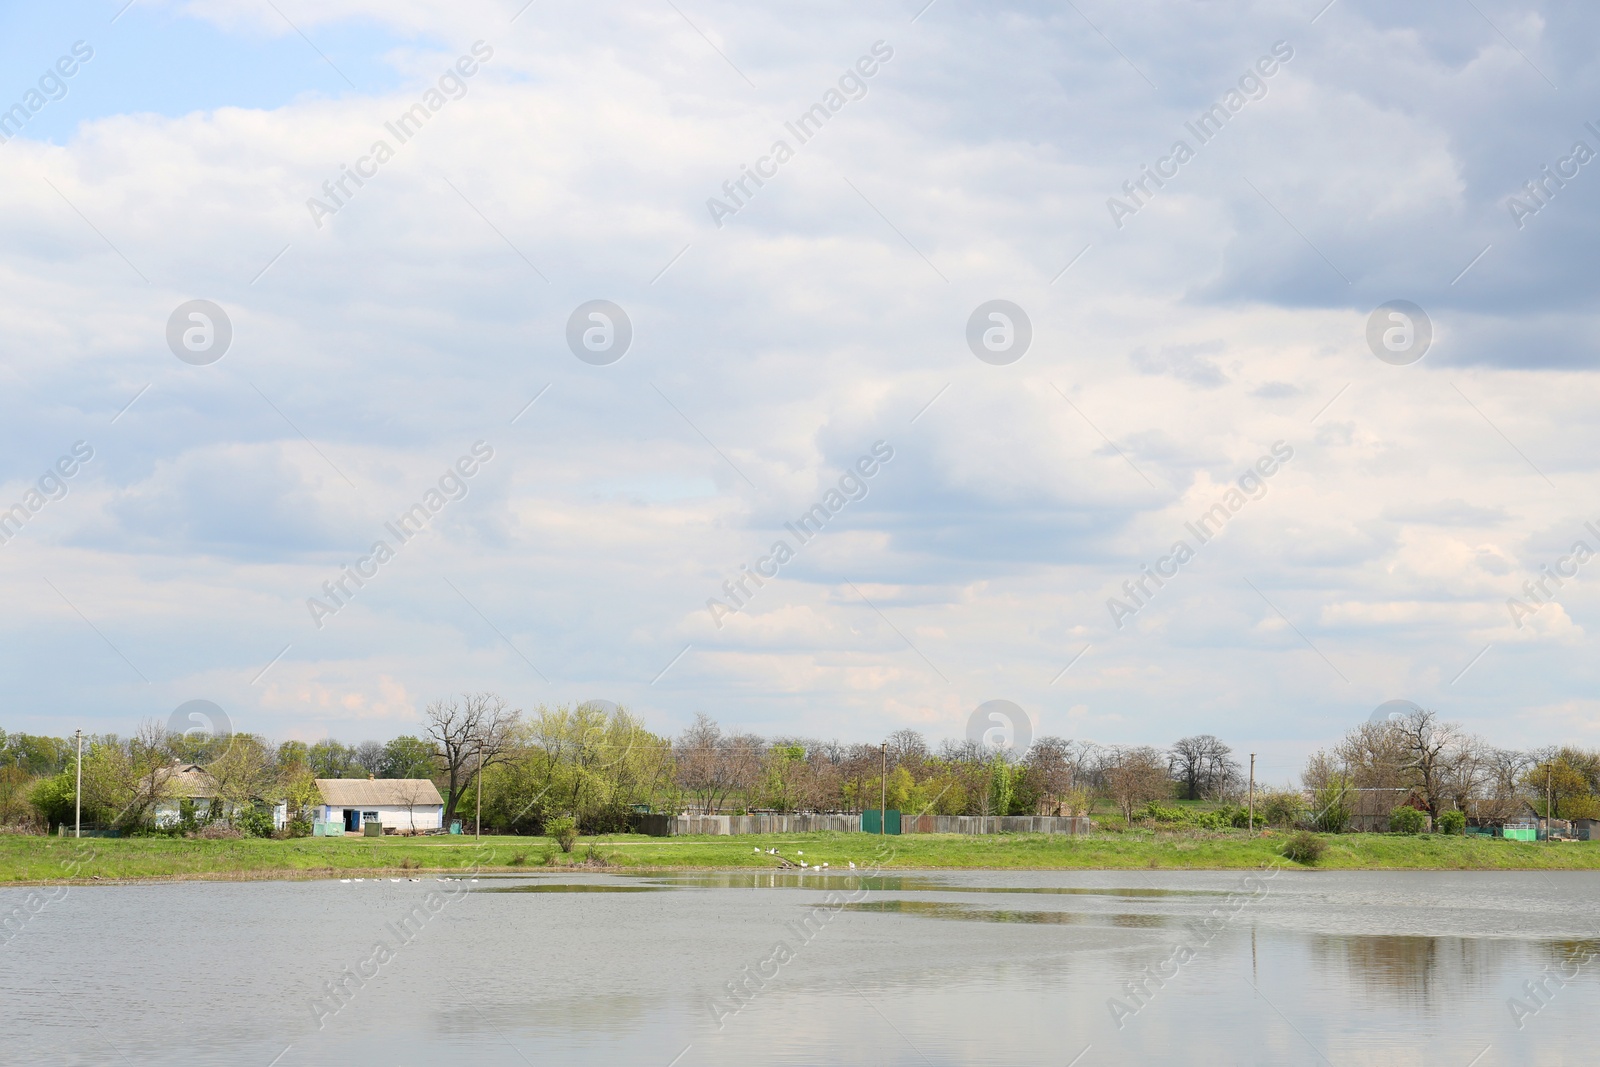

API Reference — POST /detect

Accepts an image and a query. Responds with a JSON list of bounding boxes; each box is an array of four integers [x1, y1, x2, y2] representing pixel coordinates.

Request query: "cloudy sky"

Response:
[[2, 0, 1596, 782]]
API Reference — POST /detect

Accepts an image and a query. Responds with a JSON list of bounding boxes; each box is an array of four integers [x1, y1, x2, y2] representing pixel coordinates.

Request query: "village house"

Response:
[[301, 777, 445, 834], [148, 763, 240, 827]]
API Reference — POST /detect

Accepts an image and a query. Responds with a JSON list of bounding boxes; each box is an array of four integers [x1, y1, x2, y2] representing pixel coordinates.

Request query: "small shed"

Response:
[[313, 778, 444, 834]]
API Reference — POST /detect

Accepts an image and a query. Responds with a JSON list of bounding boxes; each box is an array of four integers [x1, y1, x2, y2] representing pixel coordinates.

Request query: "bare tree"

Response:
[[1335, 720, 1409, 790], [1391, 708, 1460, 821], [352, 740, 386, 777], [394, 779, 432, 834], [1024, 737, 1075, 815], [1101, 746, 1171, 821], [887, 729, 928, 766], [425, 692, 520, 827], [1169, 735, 1241, 800], [725, 733, 765, 811], [675, 713, 735, 813]]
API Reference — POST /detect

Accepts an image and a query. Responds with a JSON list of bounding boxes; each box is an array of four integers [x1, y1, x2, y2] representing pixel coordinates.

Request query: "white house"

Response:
[[148, 763, 243, 827], [310, 778, 445, 834]]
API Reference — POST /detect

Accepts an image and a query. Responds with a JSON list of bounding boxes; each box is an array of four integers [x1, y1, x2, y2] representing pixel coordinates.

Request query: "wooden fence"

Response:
[[648, 813, 1092, 836]]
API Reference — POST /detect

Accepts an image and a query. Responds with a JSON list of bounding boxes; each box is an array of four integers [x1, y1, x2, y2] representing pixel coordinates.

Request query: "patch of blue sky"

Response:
[[0, 2, 436, 146]]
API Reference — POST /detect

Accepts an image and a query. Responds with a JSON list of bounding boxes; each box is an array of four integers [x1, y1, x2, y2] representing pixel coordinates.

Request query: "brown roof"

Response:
[[314, 779, 443, 807]]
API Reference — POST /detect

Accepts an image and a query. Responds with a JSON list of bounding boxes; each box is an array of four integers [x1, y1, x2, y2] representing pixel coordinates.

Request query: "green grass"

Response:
[[4, 830, 1600, 883]]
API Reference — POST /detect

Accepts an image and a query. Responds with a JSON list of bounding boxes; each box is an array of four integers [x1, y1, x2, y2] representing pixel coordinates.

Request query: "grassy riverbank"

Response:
[[4, 830, 1600, 884]]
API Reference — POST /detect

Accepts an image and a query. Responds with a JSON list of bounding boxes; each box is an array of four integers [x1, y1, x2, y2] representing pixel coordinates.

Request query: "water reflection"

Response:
[[632, 870, 1219, 897], [1310, 935, 1503, 1002], [475, 883, 671, 893], [843, 899, 1168, 927]]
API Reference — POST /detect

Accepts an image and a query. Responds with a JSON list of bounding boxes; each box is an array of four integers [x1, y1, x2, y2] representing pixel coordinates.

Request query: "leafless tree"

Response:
[[352, 740, 386, 777], [1439, 732, 1491, 816], [675, 713, 736, 813], [1024, 737, 1075, 815], [1169, 735, 1241, 800], [394, 779, 433, 834], [1335, 720, 1408, 790], [425, 692, 520, 827], [1100, 746, 1171, 821], [887, 729, 928, 767], [725, 733, 765, 811], [1390, 708, 1460, 820]]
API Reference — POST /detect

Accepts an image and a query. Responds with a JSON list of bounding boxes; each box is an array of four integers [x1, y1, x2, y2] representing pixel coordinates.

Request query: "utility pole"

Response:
[[475, 741, 484, 843], [1546, 760, 1554, 843], [74, 730, 83, 839], [1247, 753, 1256, 832], [879, 742, 887, 836]]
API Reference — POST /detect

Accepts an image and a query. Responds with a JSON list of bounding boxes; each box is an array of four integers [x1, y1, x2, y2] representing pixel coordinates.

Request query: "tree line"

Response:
[[2, 697, 1591, 835]]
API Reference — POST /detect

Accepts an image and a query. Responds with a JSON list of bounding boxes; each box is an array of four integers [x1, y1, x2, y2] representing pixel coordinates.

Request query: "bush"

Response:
[[1389, 805, 1427, 834], [546, 816, 578, 853], [1436, 809, 1466, 835], [1135, 802, 1241, 831], [236, 809, 274, 838], [1260, 791, 1306, 828], [1281, 830, 1326, 865]]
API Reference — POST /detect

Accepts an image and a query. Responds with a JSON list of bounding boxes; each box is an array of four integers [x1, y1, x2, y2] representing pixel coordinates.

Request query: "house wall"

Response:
[[152, 799, 240, 828], [319, 804, 443, 831]]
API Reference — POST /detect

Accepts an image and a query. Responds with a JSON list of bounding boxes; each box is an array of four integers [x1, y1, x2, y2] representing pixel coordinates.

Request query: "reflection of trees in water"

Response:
[[1311, 935, 1515, 1005], [1537, 938, 1600, 972]]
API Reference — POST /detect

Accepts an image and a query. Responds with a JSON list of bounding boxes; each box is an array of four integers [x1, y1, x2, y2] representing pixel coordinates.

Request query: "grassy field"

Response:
[[4, 829, 1600, 884]]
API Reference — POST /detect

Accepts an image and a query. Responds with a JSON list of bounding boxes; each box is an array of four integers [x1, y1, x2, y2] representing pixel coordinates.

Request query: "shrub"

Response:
[[508, 852, 528, 866], [1135, 802, 1241, 831], [1307, 782, 1350, 833], [1436, 809, 1466, 835], [399, 857, 422, 870], [1260, 791, 1306, 828], [546, 816, 578, 853], [236, 809, 274, 838], [1281, 830, 1326, 865], [1389, 805, 1427, 834]]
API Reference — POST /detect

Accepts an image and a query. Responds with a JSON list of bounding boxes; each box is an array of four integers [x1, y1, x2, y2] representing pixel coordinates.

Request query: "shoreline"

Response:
[[5, 831, 1600, 885]]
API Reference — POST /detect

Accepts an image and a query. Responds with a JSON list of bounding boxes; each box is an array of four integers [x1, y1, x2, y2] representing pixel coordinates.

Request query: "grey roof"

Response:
[[147, 763, 218, 799], [315, 778, 443, 807]]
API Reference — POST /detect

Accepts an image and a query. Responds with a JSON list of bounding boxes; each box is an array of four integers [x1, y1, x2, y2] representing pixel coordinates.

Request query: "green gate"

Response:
[[862, 809, 901, 834]]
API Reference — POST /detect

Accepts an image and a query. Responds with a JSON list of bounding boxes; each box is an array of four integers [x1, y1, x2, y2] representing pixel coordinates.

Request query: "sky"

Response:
[[1, 0, 1597, 784]]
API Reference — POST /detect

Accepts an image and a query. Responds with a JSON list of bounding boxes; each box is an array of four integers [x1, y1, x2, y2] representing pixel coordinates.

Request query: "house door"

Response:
[[343, 809, 358, 832]]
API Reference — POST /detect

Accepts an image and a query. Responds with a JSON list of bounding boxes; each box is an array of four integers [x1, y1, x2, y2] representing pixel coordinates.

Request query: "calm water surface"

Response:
[[4, 869, 1597, 1066]]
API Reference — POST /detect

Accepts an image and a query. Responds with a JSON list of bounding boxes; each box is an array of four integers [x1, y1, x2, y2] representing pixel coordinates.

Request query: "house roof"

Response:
[[147, 763, 219, 799], [314, 778, 443, 807]]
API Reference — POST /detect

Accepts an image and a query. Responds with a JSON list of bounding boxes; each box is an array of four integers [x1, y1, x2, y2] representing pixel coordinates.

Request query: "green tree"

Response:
[[381, 736, 438, 779], [1521, 755, 1598, 820], [1308, 778, 1350, 833]]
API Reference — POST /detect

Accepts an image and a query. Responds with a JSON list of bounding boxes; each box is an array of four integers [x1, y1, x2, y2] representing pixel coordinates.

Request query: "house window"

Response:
[[362, 811, 380, 824]]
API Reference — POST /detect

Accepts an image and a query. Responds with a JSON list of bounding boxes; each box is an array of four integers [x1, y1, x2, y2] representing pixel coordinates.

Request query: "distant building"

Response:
[[1346, 788, 1429, 833], [309, 778, 444, 834], [147, 763, 242, 827]]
